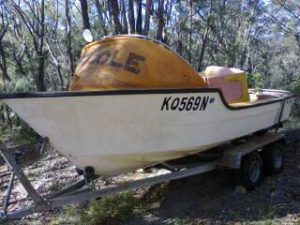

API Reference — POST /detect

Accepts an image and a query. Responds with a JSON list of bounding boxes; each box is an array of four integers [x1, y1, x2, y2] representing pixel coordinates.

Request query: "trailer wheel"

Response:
[[262, 143, 284, 175], [237, 152, 263, 190]]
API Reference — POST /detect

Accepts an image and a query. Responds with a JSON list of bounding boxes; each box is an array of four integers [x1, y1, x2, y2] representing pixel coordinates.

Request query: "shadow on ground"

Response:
[[126, 144, 300, 225]]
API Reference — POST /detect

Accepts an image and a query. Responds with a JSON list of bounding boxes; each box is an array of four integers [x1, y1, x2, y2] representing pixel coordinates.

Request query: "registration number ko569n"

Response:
[[161, 96, 215, 111]]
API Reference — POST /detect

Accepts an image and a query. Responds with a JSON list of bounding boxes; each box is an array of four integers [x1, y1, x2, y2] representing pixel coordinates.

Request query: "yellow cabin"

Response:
[[70, 35, 249, 104]]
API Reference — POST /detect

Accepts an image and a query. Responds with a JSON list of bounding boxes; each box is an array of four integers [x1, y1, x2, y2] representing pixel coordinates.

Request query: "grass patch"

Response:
[[0, 117, 38, 146], [51, 183, 169, 225], [80, 192, 142, 225]]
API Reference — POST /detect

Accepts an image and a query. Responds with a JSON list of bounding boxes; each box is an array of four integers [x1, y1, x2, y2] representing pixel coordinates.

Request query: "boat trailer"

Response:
[[0, 130, 299, 222]]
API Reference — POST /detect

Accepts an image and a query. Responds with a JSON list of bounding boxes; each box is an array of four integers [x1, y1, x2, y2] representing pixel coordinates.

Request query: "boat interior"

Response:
[[200, 66, 284, 107]]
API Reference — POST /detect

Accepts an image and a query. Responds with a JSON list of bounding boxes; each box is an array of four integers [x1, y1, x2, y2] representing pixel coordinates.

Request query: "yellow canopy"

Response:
[[69, 36, 207, 90]]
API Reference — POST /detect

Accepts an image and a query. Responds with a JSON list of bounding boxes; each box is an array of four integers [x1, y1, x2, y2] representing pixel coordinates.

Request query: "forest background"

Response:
[[0, 2, 300, 224]]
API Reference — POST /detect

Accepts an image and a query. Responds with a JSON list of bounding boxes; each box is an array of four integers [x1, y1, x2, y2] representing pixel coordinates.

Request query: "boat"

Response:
[[0, 35, 295, 175]]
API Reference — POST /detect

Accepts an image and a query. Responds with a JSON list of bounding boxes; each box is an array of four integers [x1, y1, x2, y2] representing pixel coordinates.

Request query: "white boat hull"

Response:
[[1, 89, 294, 175]]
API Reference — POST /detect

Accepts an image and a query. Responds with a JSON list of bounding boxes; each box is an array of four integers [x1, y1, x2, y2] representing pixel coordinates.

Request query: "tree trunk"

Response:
[[165, 0, 172, 26], [197, 26, 209, 71], [197, 1, 212, 71], [136, 0, 143, 34], [110, 0, 123, 34], [0, 32, 10, 82], [156, 0, 164, 41], [128, 0, 135, 33], [188, 0, 193, 63], [121, 0, 128, 33], [12, 50, 27, 77], [144, 0, 152, 35], [79, 0, 91, 30], [295, 34, 300, 55], [65, 0, 74, 78], [239, 0, 259, 69], [94, 0, 108, 35], [45, 40, 64, 90], [0, 42, 10, 87], [37, 0, 46, 91]]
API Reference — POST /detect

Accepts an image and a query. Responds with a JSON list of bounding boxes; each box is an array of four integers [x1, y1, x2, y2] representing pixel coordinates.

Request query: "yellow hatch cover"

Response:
[[69, 36, 207, 91]]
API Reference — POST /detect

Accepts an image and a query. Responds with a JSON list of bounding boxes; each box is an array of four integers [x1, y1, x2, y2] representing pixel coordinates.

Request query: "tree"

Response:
[[156, 0, 165, 41], [110, 0, 123, 34], [0, 2, 10, 86], [65, 0, 75, 77], [0, 0, 298, 95], [144, 0, 152, 35], [79, 0, 91, 30], [12, 0, 47, 91]]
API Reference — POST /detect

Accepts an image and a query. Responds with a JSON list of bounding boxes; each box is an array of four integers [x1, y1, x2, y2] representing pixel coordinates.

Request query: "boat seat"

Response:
[[203, 66, 250, 104], [230, 92, 277, 107]]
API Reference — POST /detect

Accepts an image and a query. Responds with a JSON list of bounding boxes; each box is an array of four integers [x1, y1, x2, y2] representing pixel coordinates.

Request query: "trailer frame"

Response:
[[0, 130, 299, 222]]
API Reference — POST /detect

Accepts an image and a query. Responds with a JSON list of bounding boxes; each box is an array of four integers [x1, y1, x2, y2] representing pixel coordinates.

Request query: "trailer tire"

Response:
[[237, 152, 263, 190], [262, 143, 284, 175]]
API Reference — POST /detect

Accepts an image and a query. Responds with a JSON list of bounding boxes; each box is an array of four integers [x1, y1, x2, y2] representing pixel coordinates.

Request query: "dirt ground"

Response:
[[0, 141, 299, 225], [126, 142, 300, 225]]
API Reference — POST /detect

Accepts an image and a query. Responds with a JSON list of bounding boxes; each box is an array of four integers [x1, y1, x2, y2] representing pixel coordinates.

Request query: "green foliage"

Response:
[[14, 78, 31, 92], [80, 192, 140, 225], [0, 0, 298, 93], [248, 72, 265, 88], [51, 184, 169, 225], [289, 79, 300, 94], [7, 118, 38, 145], [0, 105, 38, 145], [0, 79, 3, 92], [288, 79, 300, 117], [50, 204, 81, 225]]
